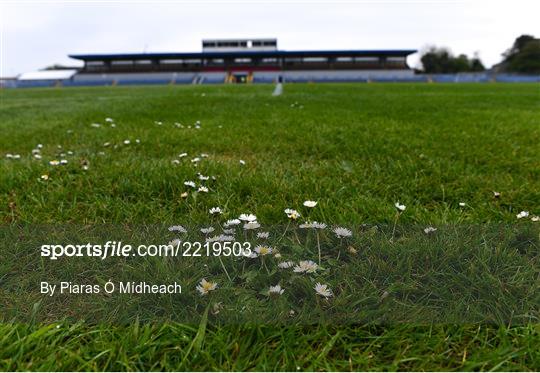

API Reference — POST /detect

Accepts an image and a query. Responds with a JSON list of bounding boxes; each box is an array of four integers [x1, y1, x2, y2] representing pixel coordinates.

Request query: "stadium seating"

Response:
[[8, 71, 540, 87]]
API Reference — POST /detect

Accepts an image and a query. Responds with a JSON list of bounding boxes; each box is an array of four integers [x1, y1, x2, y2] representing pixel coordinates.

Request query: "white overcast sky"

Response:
[[1, 0, 539, 76]]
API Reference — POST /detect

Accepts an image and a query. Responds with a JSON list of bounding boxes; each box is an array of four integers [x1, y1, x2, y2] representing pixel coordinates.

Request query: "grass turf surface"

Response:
[[1, 83, 539, 370]]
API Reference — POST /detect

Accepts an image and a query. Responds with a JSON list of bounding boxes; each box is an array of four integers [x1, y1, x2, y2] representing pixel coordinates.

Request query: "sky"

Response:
[[1, 0, 539, 76]]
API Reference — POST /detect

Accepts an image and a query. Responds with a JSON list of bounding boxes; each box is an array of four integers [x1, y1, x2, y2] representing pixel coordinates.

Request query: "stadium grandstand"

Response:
[[67, 38, 418, 85], [6, 38, 540, 88]]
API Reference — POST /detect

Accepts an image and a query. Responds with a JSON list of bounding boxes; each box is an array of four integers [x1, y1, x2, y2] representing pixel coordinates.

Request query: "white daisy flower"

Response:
[[200, 153, 209, 158], [168, 225, 187, 233], [303, 200, 317, 208], [198, 174, 209, 181], [90, 123, 101, 128], [257, 232, 269, 239], [395, 202, 406, 211], [224, 219, 241, 227], [34, 154, 42, 159], [37, 144, 43, 149], [178, 153, 188, 158], [196, 278, 217, 295], [40, 174, 49, 181], [459, 202, 466, 207], [191, 157, 201, 163], [200, 227, 215, 234], [299, 221, 326, 229], [123, 140, 130, 145], [493, 191, 501, 198], [172, 159, 180, 165], [278, 261, 295, 269], [103, 142, 110, 147], [424, 226, 437, 234], [243, 221, 260, 230], [313, 222, 327, 230], [284, 208, 301, 220], [60, 159, 68, 165], [268, 284, 285, 295], [222, 228, 235, 235], [333, 227, 352, 238], [246, 251, 258, 258], [206, 234, 234, 243], [293, 260, 319, 273], [239, 160, 246, 165], [314, 283, 333, 298], [168, 238, 181, 247], [209, 207, 222, 215], [49, 160, 60, 166], [198, 186, 209, 193], [239, 213, 257, 222], [254, 245, 272, 256], [531, 216, 540, 222], [105, 118, 114, 122], [180, 192, 188, 198], [516, 211, 529, 219], [184, 181, 196, 188]]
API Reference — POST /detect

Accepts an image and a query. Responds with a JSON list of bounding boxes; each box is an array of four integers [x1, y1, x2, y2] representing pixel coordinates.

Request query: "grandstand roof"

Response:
[[69, 49, 417, 61]]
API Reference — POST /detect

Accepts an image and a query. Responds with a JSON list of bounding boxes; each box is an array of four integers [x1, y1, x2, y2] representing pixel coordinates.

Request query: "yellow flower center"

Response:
[[202, 282, 214, 291]]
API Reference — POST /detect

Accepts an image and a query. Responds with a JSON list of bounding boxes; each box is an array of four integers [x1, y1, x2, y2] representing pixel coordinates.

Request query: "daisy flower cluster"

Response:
[[169, 200, 357, 301]]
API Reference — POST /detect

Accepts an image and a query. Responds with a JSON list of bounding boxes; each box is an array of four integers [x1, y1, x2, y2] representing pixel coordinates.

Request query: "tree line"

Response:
[[420, 34, 540, 74]]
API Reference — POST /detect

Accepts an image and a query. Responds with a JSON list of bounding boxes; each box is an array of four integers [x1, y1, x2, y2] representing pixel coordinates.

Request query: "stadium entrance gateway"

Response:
[[68, 38, 417, 84], [232, 73, 248, 84]]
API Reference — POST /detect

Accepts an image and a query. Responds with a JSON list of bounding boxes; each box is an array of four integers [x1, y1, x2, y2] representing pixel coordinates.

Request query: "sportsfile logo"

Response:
[[41, 242, 137, 260]]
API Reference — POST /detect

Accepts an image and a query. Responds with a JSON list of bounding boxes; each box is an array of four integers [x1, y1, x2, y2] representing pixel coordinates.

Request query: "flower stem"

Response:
[[391, 212, 400, 243], [317, 231, 321, 265], [218, 256, 232, 282]]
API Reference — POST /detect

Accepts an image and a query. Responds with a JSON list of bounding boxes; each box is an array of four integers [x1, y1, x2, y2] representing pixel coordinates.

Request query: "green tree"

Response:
[[420, 47, 485, 73], [501, 35, 540, 74]]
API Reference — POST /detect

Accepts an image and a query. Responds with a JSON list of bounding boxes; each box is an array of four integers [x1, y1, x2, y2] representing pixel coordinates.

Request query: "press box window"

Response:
[[111, 60, 133, 65]]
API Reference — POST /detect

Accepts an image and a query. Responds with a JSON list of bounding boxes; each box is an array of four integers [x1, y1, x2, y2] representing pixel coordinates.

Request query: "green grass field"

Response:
[[1, 83, 539, 371]]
